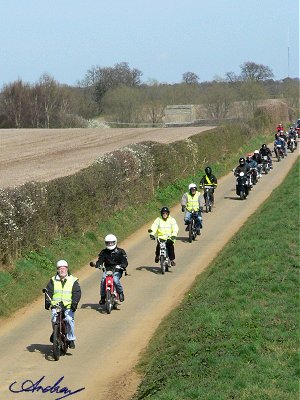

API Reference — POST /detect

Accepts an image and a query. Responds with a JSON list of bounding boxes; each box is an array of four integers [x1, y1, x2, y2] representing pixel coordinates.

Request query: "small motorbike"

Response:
[[148, 229, 171, 274], [43, 288, 68, 361], [203, 185, 215, 213], [275, 144, 284, 161], [236, 172, 248, 200], [287, 137, 296, 153], [249, 168, 258, 185], [187, 210, 199, 243], [261, 155, 271, 172], [90, 262, 119, 314]]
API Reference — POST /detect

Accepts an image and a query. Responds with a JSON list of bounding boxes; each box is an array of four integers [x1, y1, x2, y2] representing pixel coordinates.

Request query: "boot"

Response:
[[119, 292, 124, 302], [99, 297, 105, 305]]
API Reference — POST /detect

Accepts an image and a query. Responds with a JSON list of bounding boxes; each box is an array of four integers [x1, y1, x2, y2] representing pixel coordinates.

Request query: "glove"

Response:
[[71, 304, 77, 312], [170, 236, 177, 241], [181, 206, 186, 212], [150, 234, 155, 240]]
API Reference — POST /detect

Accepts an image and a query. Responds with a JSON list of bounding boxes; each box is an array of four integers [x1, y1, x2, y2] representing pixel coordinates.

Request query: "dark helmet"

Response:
[[239, 157, 245, 165], [205, 166, 212, 176], [262, 144, 267, 149], [160, 206, 170, 217]]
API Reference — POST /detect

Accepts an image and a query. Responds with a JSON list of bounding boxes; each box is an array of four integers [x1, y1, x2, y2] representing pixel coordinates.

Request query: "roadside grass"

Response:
[[0, 131, 272, 317], [132, 158, 299, 400]]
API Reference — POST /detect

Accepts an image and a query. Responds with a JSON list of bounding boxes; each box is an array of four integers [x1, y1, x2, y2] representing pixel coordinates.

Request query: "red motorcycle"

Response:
[[90, 262, 119, 314]]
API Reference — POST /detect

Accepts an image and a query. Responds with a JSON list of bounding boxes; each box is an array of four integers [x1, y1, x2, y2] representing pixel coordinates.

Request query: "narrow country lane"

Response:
[[0, 147, 298, 400]]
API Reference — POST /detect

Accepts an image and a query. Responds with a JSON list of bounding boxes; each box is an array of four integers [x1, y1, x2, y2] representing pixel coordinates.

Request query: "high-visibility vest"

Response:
[[186, 192, 200, 212], [150, 216, 179, 240], [51, 275, 78, 308]]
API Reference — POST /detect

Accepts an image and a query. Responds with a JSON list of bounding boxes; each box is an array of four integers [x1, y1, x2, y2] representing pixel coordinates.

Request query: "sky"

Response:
[[0, 0, 299, 88]]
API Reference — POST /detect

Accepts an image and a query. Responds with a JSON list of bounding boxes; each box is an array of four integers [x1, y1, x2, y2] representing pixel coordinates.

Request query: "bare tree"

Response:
[[0, 80, 31, 128], [182, 72, 200, 85], [240, 61, 274, 82], [202, 82, 234, 120]]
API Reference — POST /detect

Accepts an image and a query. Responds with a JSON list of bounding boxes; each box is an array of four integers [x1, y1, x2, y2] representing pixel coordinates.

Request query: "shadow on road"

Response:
[[224, 196, 241, 201], [177, 236, 194, 243], [26, 343, 72, 361], [136, 265, 165, 274], [81, 302, 121, 314]]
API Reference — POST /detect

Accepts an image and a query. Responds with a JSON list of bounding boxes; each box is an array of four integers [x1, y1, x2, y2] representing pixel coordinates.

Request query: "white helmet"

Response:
[[188, 183, 197, 191], [105, 234, 117, 250], [254, 150, 259, 154], [57, 259, 68, 268]]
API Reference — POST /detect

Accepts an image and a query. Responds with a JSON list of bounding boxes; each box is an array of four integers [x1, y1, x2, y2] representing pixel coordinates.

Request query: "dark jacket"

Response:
[[200, 174, 218, 186], [45, 273, 81, 311], [234, 164, 250, 176], [96, 247, 128, 272]]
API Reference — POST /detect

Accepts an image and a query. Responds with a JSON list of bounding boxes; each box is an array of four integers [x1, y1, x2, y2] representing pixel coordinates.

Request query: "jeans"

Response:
[[51, 308, 76, 341], [101, 271, 123, 297], [184, 211, 202, 230]]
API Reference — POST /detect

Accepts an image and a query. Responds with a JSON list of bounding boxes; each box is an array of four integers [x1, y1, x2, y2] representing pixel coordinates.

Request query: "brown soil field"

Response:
[[0, 126, 215, 188]]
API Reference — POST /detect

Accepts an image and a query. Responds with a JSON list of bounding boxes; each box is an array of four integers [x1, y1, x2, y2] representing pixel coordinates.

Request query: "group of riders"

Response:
[[44, 122, 298, 350]]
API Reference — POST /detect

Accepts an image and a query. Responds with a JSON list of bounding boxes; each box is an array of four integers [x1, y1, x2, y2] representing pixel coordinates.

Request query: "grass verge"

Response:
[[132, 158, 299, 400]]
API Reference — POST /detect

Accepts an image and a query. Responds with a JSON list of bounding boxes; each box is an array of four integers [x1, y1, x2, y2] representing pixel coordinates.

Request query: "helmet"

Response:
[[188, 183, 197, 191], [160, 206, 170, 218], [57, 259, 68, 268], [262, 144, 267, 149], [205, 166, 212, 176], [105, 234, 117, 250], [254, 150, 259, 154], [239, 157, 245, 165], [246, 153, 252, 159]]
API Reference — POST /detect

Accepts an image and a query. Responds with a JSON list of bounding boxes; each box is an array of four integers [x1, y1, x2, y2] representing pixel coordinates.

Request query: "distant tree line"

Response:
[[0, 61, 298, 128]]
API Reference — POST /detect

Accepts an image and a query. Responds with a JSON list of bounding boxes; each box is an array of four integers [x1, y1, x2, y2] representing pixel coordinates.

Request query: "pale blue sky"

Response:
[[0, 0, 299, 87]]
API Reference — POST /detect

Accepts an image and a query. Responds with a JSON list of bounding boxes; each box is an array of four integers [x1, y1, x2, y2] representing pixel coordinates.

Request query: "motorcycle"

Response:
[[90, 262, 119, 314], [287, 137, 296, 153], [236, 172, 248, 200], [249, 167, 258, 186], [261, 155, 271, 172], [43, 288, 69, 361], [187, 210, 200, 243], [203, 185, 215, 213], [148, 230, 171, 274], [275, 144, 284, 162]]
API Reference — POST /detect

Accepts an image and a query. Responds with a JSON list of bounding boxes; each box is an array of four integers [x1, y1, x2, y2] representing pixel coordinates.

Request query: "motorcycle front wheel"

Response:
[[106, 290, 112, 314], [52, 325, 60, 361], [160, 256, 166, 274], [188, 222, 193, 243]]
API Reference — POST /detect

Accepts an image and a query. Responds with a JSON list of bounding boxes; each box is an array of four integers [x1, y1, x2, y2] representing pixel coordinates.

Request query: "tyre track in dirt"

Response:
[[0, 144, 298, 400]]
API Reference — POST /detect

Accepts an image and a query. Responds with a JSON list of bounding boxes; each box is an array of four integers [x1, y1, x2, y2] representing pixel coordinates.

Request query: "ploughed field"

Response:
[[0, 126, 214, 188]]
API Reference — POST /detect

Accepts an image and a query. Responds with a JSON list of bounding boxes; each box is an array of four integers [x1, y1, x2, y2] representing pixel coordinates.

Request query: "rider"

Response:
[[200, 166, 218, 206], [181, 183, 203, 235], [252, 150, 262, 178], [259, 144, 273, 168], [245, 153, 258, 185], [45, 260, 81, 349], [274, 134, 285, 159], [149, 206, 179, 266], [234, 157, 250, 176], [276, 123, 284, 133], [95, 234, 128, 305]]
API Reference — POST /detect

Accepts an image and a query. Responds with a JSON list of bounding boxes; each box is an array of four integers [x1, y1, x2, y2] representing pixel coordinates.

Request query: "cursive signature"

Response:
[[9, 375, 85, 399]]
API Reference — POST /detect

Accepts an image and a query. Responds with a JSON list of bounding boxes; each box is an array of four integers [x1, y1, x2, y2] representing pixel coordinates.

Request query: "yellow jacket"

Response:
[[150, 215, 179, 241]]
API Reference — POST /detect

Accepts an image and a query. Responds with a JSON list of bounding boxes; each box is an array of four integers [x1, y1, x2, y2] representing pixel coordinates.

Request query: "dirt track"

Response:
[[0, 127, 214, 188], [0, 135, 298, 400]]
